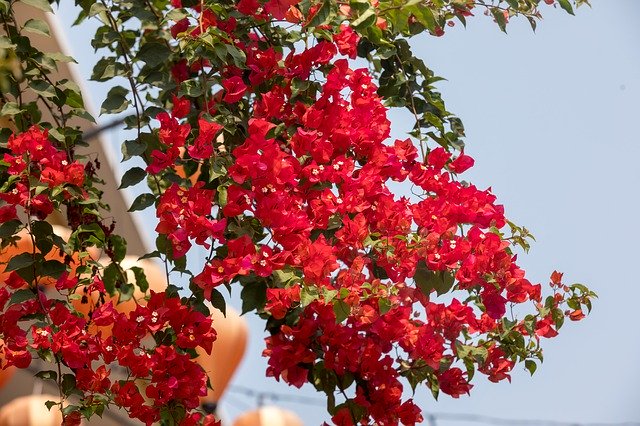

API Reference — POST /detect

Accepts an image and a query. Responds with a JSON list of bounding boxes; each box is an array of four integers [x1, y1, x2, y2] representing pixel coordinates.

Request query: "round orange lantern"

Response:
[[0, 394, 63, 426], [71, 255, 167, 337], [110, 256, 168, 317], [0, 225, 99, 288], [232, 406, 303, 426], [197, 304, 248, 413]]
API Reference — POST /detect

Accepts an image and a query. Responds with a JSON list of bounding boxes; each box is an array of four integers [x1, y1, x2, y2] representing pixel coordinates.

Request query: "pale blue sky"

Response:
[[57, 1, 640, 424]]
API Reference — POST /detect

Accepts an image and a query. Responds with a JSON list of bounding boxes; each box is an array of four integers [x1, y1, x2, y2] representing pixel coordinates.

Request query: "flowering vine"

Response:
[[0, 0, 594, 424]]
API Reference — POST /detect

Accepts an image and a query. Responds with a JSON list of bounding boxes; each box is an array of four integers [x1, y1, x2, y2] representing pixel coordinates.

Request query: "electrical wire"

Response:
[[228, 384, 326, 407], [226, 384, 639, 426], [428, 412, 640, 426]]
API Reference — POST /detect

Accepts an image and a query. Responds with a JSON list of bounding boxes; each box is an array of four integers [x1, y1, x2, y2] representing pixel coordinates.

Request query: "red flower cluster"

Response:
[[0, 126, 85, 219], [0, 276, 217, 425], [147, 10, 593, 423]]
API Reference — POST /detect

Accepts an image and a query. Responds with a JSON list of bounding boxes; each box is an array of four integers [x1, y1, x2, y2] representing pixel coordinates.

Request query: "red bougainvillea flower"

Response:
[[222, 76, 247, 103]]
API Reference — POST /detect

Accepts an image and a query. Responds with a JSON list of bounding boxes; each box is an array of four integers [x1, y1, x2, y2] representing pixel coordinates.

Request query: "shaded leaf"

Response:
[[6, 253, 35, 272], [20, 0, 52, 12], [128, 193, 155, 212], [100, 86, 129, 115], [23, 19, 51, 37], [557, 0, 575, 15], [136, 42, 171, 68], [119, 166, 147, 189]]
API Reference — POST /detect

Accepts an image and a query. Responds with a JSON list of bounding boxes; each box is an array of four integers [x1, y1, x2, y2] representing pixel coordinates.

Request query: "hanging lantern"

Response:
[[0, 225, 99, 288], [0, 394, 63, 426], [110, 256, 168, 317], [196, 304, 248, 414], [232, 406, 303, 426], [0, 339, 16, 390], [71, 255, 167, 337]]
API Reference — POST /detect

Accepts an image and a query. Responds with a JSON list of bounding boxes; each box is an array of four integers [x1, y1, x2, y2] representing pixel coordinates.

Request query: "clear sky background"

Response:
[[56, 1, 640, 424]]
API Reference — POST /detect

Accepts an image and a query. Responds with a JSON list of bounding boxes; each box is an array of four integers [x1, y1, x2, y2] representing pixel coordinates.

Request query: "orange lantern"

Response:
[[71, 255, 167, 337], [0, 340, 16, 390], [110, 256, 168, 317], [232, 406, 303, 426], [197, 304, 248, 413], [0, 225, 99, 288], [0, 394, 63, 426]]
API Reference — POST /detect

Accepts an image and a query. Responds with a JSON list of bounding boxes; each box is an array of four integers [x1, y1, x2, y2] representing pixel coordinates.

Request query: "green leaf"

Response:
[[352, 8, 376, 30], [130, 265, 149, 293], [490, 8, 507, 33], [100, 86, 130, 115], [0, 220, 22, 238], [166, 8, 188, 21], [10, 289, 35, 304], [6, 253, 35, 272], [400, 359, 432, 393], [414, 260, 455, 296], [412, 6, 436, 31], [35, 370, 58, 382], [0, 102, 20, 116], [240, 280, 267, 314], [378, 298, 391, 315], [525, 359, 537, 376], [109, 234, 127, 263], [217, 185, 228, 207], [41, 260, 65, 279], [31, 220, 54, 255], [209, 288, 226, 316], [23, 19, 51, 37], [88, 2, 107, 16], [91, 57, 123, 81], [61, 374, 77, 396], [179, 79, 204, 98], [128, 193, 155, 212], [557, 0, 575, 15], [300, 286, 319, 308], [209, 157, 228, 179], [74, 223, 106, 248], [64, 88, 84, 108], [136, 42, 171, 68], [333, 299, 351, 323], [118, 283, 135, 302], [121, 138, 147, 161], [102, 262, 119, 296], [226, 45, 246, 68], [307, 0, 333, 28], [119, 166, 147, 189], [29, 80, 56, 98], [20, 0, 52, 12]]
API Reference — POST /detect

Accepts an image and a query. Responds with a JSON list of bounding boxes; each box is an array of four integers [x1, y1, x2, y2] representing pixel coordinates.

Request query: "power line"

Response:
[[223, 393, 254, 414], [83, 117, 127, 141], [226, 385, 639, 426], [428, 412, 640, 426], [227, 384, 326, 407]]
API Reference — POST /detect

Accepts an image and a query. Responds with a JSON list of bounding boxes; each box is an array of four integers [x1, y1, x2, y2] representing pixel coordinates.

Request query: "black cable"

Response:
[[227, 385, 639, 426], [228, 384, 326, 406], [83, 117, 127, 141], [429, 412, 640, 426]]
